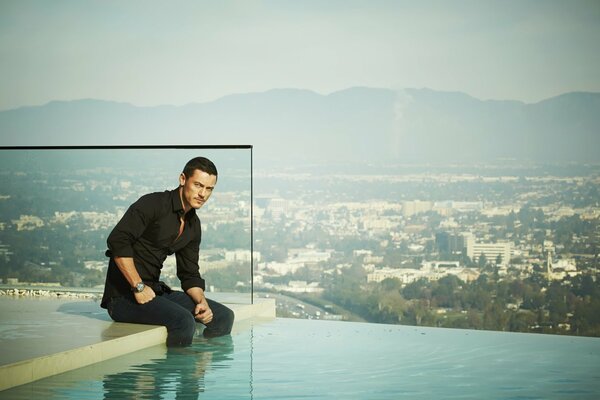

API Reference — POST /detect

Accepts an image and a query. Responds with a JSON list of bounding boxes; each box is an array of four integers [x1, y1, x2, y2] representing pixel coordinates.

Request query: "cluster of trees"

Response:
[[202, 263, 252, 293], [322, 265, 600, 337], [0, 221, 108, 287]]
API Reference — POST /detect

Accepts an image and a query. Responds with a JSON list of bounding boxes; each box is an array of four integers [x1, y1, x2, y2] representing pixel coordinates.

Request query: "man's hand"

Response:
[[194, 296, 213, 324], [134, 286, 156, 304], [186, 286, 213, 324]]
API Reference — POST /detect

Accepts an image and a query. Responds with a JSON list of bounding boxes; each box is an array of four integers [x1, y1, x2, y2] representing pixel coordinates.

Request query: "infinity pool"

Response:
[[3, 318, 600, 399]]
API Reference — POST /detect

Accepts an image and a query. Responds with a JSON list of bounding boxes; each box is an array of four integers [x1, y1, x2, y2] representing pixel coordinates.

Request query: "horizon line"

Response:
[[3, 86, 599, 113]]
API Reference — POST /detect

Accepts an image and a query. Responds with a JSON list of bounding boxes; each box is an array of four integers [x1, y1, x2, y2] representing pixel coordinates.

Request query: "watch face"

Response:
[[135, 282, 145, 293]]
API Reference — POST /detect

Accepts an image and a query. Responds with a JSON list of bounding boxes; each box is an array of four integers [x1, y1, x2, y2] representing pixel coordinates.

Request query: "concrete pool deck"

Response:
[[0, 293, 275, 391]]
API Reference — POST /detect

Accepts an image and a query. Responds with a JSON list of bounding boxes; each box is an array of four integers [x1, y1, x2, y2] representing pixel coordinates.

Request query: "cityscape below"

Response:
[[1, 151, 599, 337]]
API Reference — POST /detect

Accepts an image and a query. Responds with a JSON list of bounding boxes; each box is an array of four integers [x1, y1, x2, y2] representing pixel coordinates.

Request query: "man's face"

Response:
[[179, 169, 217, 211]]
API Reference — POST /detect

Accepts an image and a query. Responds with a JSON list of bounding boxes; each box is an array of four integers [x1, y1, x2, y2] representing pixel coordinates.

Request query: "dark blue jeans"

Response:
[[107, 291, 235, 347]]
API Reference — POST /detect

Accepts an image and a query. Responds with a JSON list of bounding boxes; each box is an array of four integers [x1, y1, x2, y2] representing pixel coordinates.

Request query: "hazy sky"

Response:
[[1, 0, 599, 110]]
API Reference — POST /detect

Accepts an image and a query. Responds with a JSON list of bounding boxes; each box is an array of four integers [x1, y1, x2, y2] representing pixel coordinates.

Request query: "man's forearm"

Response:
[[186, 286, 206, 304], [113, 256, 143, 287], [114, 256, 155, 304]]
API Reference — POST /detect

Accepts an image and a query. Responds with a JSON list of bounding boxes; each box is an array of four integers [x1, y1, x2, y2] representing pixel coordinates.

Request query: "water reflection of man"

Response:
[[103, 337, 234, 399], [100, 157, 234, 346]]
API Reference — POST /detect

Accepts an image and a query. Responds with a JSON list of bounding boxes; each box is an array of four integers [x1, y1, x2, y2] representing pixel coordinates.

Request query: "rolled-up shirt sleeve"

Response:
[[106, 194, 158, 258], [176, 225, 206, 291]]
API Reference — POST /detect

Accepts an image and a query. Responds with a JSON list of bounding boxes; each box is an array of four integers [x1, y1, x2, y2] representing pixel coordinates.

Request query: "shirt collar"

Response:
[[170, 187, 196, 220]]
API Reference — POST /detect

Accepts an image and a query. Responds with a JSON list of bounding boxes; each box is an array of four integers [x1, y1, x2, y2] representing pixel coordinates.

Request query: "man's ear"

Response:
[[179, 173, 186, 186]]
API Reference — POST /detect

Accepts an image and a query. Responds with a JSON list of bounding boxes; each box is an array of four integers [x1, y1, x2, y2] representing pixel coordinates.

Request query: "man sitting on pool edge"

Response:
[[100, 156, 234, 346]]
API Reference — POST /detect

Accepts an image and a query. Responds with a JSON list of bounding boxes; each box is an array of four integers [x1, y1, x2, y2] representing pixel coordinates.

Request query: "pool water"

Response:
[[2, 318, 600, 399]]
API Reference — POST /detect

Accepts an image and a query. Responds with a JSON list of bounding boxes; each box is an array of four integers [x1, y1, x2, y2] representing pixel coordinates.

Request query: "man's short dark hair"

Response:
[[183, 157, 218, 179]]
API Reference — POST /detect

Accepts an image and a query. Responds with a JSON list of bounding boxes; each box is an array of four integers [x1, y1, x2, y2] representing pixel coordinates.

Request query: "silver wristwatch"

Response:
[[132, 282, 145, 293]]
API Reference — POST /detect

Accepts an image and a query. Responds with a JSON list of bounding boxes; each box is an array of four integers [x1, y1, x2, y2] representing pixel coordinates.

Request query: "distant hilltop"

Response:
[[1, 87, 599, 165]]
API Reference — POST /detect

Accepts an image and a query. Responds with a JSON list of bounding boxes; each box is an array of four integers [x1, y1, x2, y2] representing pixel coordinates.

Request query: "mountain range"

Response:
[[1, 87, 599, 166]]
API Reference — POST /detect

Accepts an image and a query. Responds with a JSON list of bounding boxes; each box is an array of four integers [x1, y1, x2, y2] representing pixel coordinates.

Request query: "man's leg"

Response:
[[107, 295, 197, 347], [162, 291, 235, 338]]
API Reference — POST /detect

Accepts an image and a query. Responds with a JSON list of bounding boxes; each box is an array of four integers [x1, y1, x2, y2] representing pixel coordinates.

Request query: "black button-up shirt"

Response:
[[101, 188, 205, 308]]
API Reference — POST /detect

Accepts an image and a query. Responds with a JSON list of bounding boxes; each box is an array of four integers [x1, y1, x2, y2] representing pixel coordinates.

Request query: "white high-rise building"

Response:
[[267, 198, 288, 219], [465, 234, 512, 265]]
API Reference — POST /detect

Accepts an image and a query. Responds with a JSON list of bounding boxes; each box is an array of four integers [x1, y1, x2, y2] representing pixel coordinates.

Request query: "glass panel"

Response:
[[0, 147, 253, 305]]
